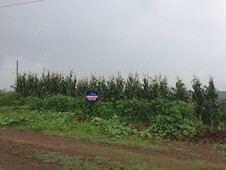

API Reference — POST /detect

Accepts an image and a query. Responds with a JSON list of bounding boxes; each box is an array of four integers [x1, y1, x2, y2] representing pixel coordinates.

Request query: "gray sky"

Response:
[[0, 0, 226, 90]]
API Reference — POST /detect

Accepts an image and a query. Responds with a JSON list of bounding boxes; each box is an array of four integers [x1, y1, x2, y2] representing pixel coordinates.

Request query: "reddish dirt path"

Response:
[[0, 129, 225, 170], [0, 140, 62, 170]]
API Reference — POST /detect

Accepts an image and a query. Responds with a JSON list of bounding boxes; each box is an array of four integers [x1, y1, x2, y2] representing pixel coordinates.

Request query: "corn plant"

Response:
[[106, 73, 125, 101], [76, 77, 89, 97], [192, 75, 205, 120], [173, 77, 189, 102], [204, 77, 219, 131], [124, 73, 142, 99]]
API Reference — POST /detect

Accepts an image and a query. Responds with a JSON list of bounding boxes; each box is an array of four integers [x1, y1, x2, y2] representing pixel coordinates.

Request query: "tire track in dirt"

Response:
[[0, 139, 62, 170]]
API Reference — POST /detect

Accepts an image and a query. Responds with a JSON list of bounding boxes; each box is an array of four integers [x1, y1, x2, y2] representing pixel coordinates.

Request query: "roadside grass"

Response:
[[32, 123, 167, 152], [214, 144, 226, 151], [33, 150, 161, 170], [33, 149, 225, 170], [0, 109, 167, 151]]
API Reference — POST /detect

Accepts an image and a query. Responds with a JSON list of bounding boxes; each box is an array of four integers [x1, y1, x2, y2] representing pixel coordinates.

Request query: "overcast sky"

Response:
[[0, 0, 226, 90]]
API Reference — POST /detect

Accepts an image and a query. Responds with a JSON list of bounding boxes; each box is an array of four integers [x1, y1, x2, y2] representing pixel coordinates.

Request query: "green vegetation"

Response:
[[32, 149, 225, 170], [214, 144, 226, 151], [34, 151, 160, 170], [0, 71, 226, 170], [0, 98, 199, 139], [11, 71, 225, 130], [0, 71, 225, 140]]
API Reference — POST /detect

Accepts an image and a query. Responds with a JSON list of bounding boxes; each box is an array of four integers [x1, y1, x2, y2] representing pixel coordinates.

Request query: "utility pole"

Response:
[[16, 60, 18, 81]]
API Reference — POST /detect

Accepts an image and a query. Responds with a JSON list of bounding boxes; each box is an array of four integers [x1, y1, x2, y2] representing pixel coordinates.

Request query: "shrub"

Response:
[[43, 95, 72, 112], [25, 97, 44, 110], [115, 99, 151, 122], [93, 101, 116, 119], [0, 90, 22, 107], [146, 100, 197, 137]]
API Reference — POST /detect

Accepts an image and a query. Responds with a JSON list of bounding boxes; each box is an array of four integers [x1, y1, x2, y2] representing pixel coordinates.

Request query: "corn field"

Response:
[[14, 70, 190, 101]]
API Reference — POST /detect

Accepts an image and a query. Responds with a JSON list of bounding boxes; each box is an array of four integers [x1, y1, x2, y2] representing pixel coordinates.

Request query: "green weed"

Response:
[[214, 144, 226, 151], [33, 150, 163, 170]]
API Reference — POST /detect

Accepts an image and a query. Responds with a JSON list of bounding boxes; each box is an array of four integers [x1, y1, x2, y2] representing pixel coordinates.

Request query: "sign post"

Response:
[[86, 91, 99, 101]]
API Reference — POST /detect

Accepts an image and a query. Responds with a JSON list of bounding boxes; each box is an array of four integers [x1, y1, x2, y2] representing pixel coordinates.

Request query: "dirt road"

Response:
[[0, 129, 225, 170]]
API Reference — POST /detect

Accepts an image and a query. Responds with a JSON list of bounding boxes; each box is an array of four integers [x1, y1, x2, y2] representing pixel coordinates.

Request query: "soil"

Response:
[[188, 130, 226, 144], [0, 129, 225, 170]]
